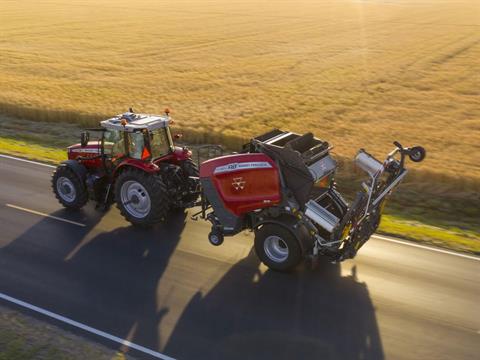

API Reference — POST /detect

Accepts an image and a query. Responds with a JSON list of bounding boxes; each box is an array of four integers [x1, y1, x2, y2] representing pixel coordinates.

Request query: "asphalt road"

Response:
[[0, 155, 478, 360]]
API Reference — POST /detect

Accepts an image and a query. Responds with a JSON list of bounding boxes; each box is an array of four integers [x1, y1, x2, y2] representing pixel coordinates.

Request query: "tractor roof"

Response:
[[100, 112, 170, 132]]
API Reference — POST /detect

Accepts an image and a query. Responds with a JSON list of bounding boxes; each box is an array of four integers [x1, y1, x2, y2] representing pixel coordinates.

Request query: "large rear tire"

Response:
[[180, 159, 199, 177], [115, 168, 170, 226], [254, 224, 302, 272], [52, 165, 88, 209], [178, 159, 200, 207]]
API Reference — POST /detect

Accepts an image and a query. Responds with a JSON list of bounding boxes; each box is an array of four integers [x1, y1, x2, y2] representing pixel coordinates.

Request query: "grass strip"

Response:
[[0, 137, 65, 165], [0, 304, 131, 360], [378, 215, 480, 254]]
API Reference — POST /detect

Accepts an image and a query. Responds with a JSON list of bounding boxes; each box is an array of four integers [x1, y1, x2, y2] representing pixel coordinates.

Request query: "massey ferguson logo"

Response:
[[232, 177, 246, 191]]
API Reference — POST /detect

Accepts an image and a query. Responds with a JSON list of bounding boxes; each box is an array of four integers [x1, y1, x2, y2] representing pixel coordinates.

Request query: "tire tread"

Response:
[[51, 165, 88, 209], [254, 224, 302, 272], [115, 168, 170, 226]]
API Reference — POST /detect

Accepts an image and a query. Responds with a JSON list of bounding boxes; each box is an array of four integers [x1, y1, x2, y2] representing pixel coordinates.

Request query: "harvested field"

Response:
[[0, 0, 479, 181]]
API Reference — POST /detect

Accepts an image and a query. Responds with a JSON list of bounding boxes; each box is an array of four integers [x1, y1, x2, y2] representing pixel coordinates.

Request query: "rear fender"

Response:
[[153, 146, 192, 166], [61, 160, 87, 181], [254, 215, 312, 255], [172, 146, 192, 162]]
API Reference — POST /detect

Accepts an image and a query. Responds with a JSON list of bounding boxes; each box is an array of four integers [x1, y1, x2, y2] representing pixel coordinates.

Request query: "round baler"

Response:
[[195, 130, 425, 271]]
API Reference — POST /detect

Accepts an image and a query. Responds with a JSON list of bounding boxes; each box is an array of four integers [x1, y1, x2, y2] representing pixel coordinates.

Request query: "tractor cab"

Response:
[[68, 110, 177, 167], [99, 110, 174, 162]]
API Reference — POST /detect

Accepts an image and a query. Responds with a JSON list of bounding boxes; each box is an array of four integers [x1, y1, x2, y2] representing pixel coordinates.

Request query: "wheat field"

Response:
[[1, 0, 479, 181]]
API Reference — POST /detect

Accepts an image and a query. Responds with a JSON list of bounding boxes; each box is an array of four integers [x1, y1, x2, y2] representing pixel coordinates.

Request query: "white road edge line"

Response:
[[2, 153, 479, 262], [0, 292, 175, 360], [0, 154, 56, 168], [372, 235, 480, 261], [5, 204, 86, 227]]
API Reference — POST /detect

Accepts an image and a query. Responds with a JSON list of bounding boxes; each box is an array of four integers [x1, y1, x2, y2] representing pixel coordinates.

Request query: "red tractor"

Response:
[[52, 109, 199, 226]]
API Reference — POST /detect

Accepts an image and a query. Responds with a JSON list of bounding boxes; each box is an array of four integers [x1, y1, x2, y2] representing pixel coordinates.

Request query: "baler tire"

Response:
[[52, 165, 88, 209], [254, 224, 302, 272], [115, 168, 170, 227]]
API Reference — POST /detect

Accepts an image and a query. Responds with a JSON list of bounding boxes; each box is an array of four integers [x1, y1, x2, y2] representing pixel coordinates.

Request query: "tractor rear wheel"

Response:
[[178, 159, 200, 207], [115, 168, 169, 226], [180, 159, 199, 177], [254, 224, 302, 272], [52, 165, 88, 209]]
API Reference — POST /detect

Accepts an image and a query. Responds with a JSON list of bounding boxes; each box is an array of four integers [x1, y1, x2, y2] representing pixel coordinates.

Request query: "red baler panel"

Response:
[[200, 153, 281, 216]]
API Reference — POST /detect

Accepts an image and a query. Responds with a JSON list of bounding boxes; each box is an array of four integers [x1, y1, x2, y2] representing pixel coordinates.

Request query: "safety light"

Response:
[[141, 146, 151, 160]]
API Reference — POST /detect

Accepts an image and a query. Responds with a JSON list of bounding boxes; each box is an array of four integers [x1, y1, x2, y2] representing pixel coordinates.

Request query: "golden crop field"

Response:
[[1, 0, 479, 181]]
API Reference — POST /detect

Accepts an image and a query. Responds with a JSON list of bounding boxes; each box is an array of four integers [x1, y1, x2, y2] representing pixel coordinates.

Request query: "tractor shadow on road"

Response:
[[165, 250, 384, 360], [0, 206, 187, 356], [63, 209, 187, 353]]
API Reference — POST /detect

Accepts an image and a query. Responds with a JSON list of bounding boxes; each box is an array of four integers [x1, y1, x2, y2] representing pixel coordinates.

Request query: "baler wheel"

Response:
[[254, 225, 302, 272], [208, 231, 224, 246]]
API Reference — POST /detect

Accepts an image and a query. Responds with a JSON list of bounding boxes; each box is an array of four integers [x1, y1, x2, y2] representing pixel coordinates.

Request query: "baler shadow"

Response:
[[0, 205, 187, 356], [165, 250, 384, 360]]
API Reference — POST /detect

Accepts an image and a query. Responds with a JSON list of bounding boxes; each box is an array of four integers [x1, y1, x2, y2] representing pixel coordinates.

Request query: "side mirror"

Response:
[[174, 133, 183, 140], [80, 131, 89, 147]]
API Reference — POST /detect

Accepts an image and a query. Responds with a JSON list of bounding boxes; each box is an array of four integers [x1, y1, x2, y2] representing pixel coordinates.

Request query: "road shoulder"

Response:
[[0, 303, 135, 360]]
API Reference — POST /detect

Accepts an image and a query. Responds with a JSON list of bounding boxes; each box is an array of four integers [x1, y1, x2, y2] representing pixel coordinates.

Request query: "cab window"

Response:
[[128, 131, 145, 160], [149, 129, 171, 159], [104, 129, 125, 158]]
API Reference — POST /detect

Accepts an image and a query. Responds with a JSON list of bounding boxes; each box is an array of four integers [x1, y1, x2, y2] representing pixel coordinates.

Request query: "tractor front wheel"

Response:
[[254, 224, 302, 272], [115, 168, 170, 226], [52, 165, 88, 209]]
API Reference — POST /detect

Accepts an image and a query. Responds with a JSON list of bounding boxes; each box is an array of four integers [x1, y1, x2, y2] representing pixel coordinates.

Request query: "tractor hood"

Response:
[[67, 141, 102, 160], [68, 141, 101, 154]]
